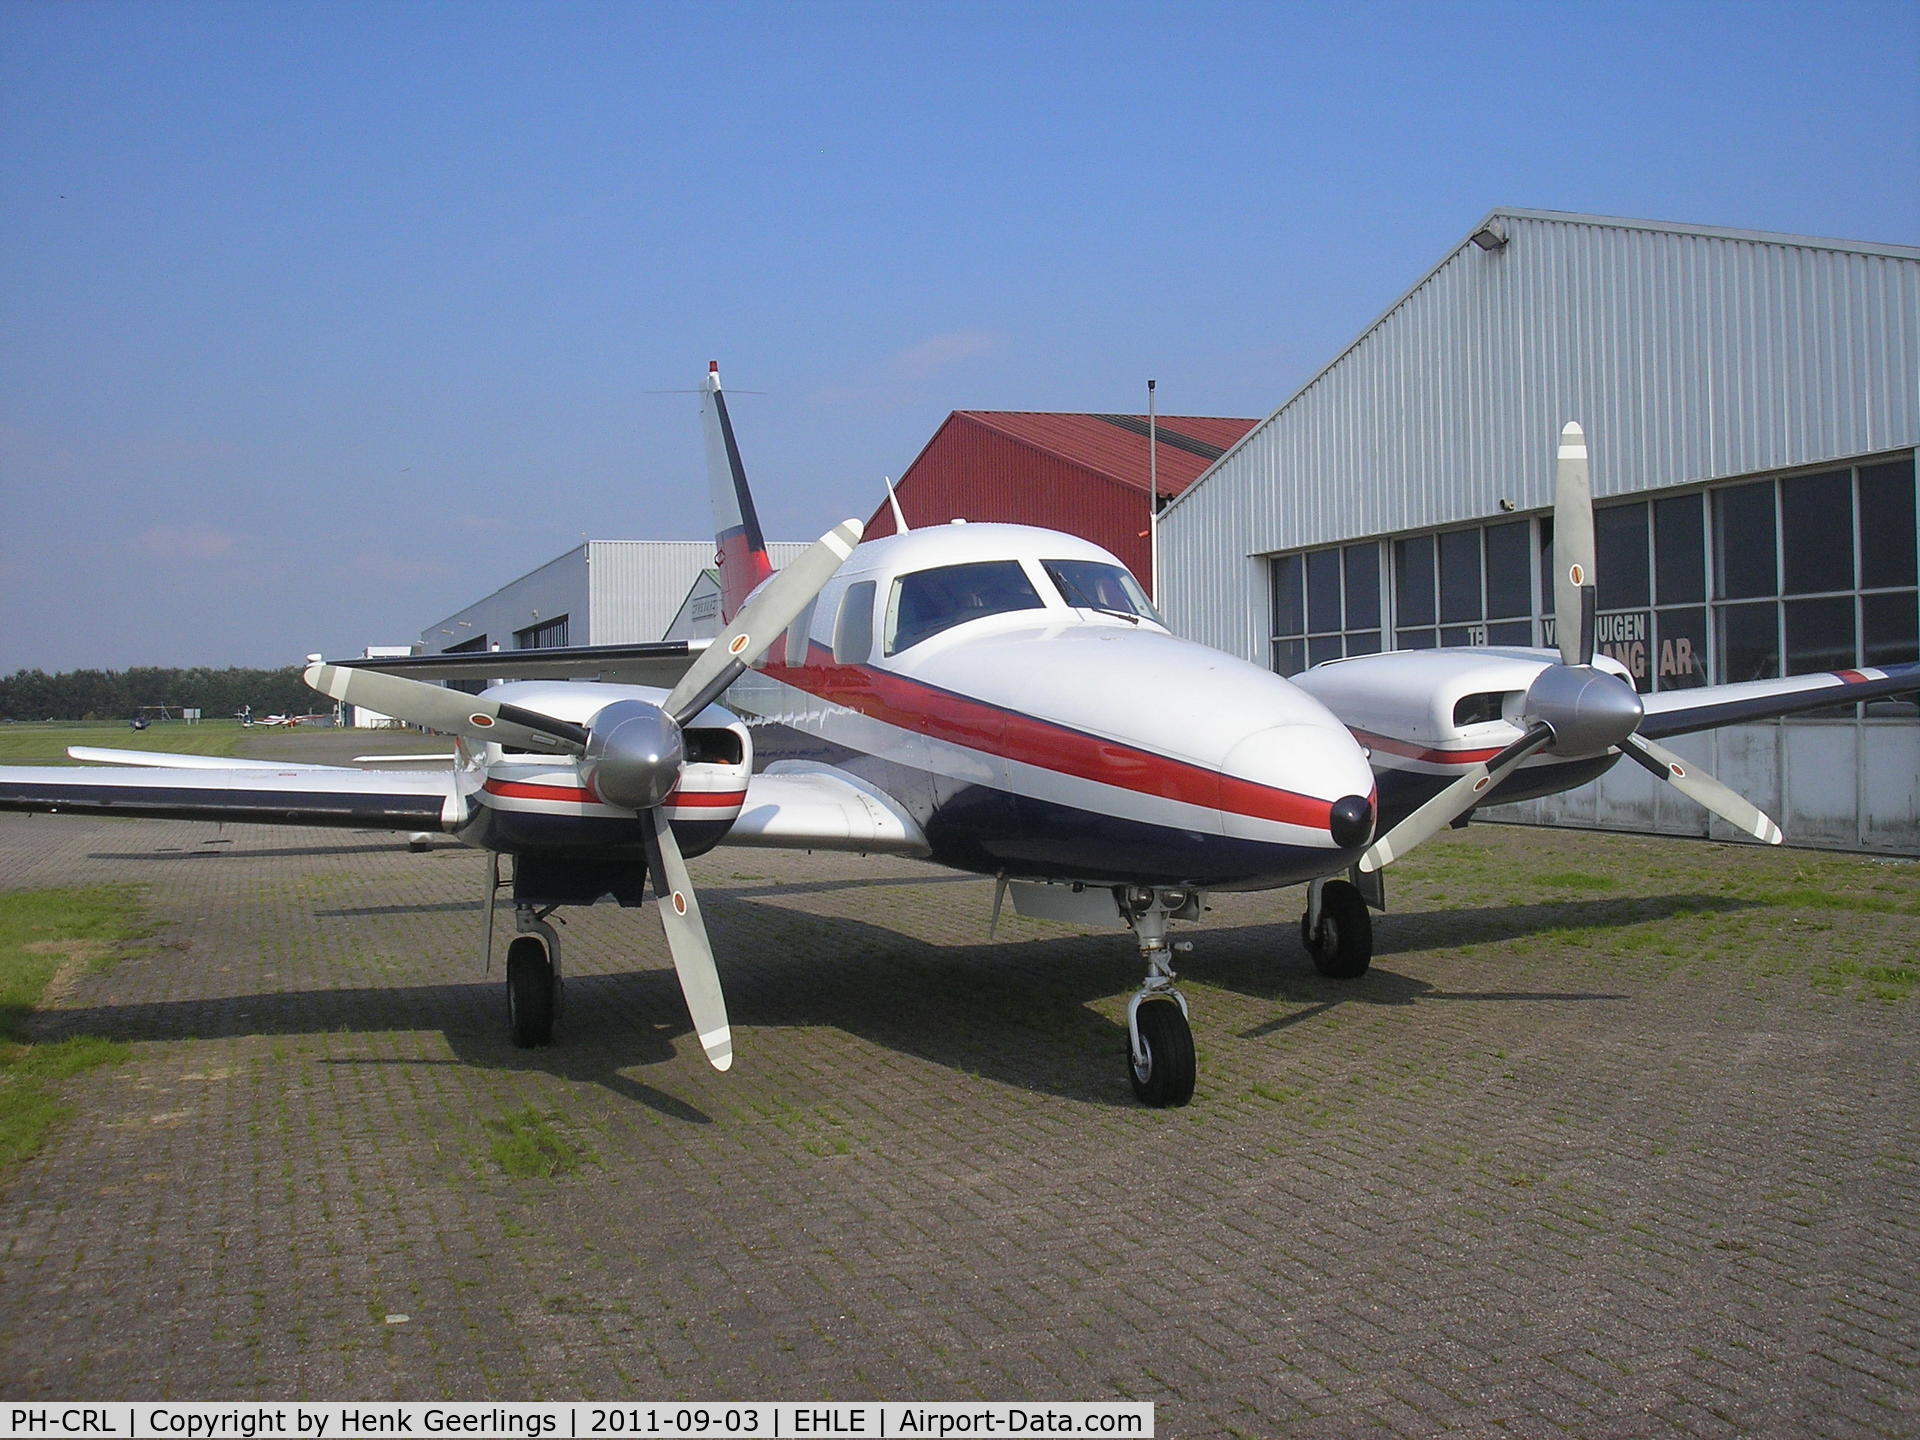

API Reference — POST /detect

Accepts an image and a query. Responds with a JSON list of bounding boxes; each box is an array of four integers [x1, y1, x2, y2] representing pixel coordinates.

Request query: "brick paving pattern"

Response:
[[1, 798, 1915, 1438]]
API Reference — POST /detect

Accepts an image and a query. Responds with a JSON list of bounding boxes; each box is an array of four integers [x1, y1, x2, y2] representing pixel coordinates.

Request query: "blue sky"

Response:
[[3, 0, 1916, 672]]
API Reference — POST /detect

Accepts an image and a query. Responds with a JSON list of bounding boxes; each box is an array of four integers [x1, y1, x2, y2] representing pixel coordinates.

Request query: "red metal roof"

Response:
[[947, 412, 1258, 499], [865, 411, 1260, 594]]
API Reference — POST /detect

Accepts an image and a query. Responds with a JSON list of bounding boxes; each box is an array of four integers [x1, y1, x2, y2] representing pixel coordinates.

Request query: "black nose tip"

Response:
[[1329, 794, 1374, 849]]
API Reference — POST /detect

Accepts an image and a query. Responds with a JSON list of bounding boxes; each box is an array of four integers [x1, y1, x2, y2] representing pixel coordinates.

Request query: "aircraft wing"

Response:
[[1639, 662, 1920, 738], [722, 764, 931, 856], [0, 763, 462, 832], [338, 640, 707, 689], [67, 745, 353, 771]]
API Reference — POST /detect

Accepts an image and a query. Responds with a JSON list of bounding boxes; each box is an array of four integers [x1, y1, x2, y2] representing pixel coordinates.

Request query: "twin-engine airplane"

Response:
[[2, 367, 1914, 1105]]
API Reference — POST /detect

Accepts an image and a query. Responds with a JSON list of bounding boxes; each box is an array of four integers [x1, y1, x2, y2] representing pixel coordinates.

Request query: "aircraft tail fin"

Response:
[[704, 361, 774, 624]]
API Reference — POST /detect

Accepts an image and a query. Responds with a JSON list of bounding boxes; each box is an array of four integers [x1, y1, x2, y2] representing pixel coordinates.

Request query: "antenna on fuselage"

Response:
[[883, 474, 909, 534], [1147, 378, 1159, 601]]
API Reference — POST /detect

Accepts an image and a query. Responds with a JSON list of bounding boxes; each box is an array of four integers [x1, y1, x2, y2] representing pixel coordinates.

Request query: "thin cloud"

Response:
[[891, 329, 1001, 382], [813, 329, 1005, 408]]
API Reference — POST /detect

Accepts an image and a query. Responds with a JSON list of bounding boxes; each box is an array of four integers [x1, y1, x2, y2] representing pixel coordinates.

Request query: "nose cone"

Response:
[[1329, 794, 1375, 849], [1524, 663, 1645, 756], [1220, 723, 1377, 852], [582, 699, 684, 810]]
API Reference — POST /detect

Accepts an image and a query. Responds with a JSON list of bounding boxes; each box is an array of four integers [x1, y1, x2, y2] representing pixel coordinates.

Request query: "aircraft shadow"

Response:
[[309, 871, 982, 919], [88, 841, 426, 862], [27, 887, 1756, 1116]]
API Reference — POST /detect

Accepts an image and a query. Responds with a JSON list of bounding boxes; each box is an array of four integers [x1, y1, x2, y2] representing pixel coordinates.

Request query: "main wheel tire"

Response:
[[1127, 998, 1196, 1108], [506, 937, 557, 1048], [1304, 878, 1373, 979]]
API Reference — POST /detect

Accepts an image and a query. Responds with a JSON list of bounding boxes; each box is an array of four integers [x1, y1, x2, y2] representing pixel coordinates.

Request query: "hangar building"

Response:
[[864, 410, 1258, 595], [1159, 210, 1920, 853], [420, 540, 811, 658]]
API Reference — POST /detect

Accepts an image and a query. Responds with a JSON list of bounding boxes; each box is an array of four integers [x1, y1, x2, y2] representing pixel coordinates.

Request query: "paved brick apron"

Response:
[[2, 810, 1915, 1438]]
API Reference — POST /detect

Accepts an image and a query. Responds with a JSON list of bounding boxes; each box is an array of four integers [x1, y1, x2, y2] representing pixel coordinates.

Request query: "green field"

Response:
[[0, 720, 256, 765]]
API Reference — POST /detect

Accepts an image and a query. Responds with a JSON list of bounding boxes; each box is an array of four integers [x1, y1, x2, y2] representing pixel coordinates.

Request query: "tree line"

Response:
[[0, 666, 321, 722]]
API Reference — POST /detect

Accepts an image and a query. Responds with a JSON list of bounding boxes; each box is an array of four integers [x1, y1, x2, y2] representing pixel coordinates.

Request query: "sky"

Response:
[[3, 0, 1916, 673]]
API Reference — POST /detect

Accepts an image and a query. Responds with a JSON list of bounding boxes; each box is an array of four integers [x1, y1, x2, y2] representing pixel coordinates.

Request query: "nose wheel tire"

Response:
[[1301, 878, 1373, 979], [1127, 998, 1196, 1108], [506, 936, 557, 1048]]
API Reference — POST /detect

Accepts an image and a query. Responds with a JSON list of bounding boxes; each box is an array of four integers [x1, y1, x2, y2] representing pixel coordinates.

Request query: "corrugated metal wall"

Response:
[[1161, 212, 1920, 658], [422, 546, 590, 654], [587, 541, 811, 642], [423, 541, 812, 652]]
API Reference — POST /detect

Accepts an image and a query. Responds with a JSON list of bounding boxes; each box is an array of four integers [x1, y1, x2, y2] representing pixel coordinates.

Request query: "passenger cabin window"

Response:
[[884, 561, 1044, 655], [833, 581, 876, 664], [1042, 559, 1161, 624]]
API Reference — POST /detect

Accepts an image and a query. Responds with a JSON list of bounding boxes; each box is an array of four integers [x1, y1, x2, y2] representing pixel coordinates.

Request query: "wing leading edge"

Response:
[[335, 640, 707, 689], [1639, 662, 1920, 738], [0, 763, 462, 832]]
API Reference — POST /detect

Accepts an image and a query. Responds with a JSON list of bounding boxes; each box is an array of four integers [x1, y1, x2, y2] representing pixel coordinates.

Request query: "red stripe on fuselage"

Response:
[[760, 647, 1335, 831], [1350, 729, 1505, 767], [662, 789, 747, 809], [483, 778, 745, 809], [485, 778, 597, 803]]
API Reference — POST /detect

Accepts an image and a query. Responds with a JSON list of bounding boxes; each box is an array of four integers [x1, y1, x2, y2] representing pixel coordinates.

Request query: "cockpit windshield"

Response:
[[1042, 559, 1162, 625], [885, 560, 1046, 654]]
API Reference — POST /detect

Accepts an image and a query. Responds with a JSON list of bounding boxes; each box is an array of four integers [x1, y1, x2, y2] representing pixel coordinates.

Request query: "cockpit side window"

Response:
[[1041, 559, 1162, 624], [833, 581, 877, 664], [884, 560, 1045, 655]]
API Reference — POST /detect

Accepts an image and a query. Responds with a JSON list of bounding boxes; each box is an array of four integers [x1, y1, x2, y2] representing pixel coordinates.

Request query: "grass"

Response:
[[0, 886, 150, 1178], [1812, 957, 1919, 1004], [482, 1105, 596, 1178], [0, 720, 256, 765]]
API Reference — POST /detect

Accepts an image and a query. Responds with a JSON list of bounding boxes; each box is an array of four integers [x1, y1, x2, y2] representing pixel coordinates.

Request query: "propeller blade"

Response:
[[1359, 722, 1555, 872], [643, 807, 734, 1071], [304, 662, 589, 753], [664, 518, 863, 724], [1553, 422, 1598, 667], [1620, 734, 1783, 845]]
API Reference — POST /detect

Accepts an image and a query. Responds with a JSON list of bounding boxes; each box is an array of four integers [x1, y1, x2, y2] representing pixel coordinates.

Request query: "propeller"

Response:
[[1359, 422, 1781, 871], [303, 516, 863, 1070]]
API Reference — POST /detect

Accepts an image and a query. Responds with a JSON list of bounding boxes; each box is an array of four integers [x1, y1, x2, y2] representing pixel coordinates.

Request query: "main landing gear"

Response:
[[484, 854, 564, 1048], [506, 908, 562, 1048], [1300, 875, 1374, 979], [1122, 887, 1201, 1108]]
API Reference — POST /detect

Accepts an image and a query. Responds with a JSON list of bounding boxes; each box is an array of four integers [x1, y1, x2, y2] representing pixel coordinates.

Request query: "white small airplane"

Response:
[[3, 368, 1914, 1105]]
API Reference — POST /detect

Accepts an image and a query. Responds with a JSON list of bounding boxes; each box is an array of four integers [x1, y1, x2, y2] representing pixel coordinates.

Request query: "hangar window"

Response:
[[1485, 520, 1532, 619], [1703, 452, 1917, 715], [441, 632, 491, 697], [1713, 482, 1777, 599], [1271, 541, 1385, 673], [1597, 503, 1650, 609], [514, 615, 570, 650], [1392, 524, 1536, 653], [884, 561, 1044, 655], [1270, 450, 1915, 710]]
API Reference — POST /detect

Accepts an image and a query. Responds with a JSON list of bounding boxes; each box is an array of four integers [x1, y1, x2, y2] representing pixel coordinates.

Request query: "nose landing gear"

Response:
[[1121, 887, 1201, 1107]]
